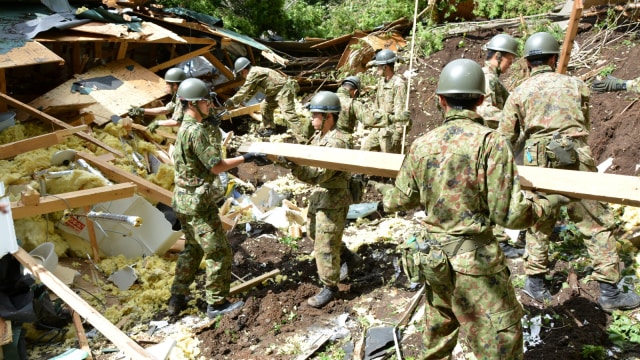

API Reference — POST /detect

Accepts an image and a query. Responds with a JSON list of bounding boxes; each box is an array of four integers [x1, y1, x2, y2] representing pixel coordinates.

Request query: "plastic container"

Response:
[[0, 111, 16, 132], [29, 242, 58, 272]]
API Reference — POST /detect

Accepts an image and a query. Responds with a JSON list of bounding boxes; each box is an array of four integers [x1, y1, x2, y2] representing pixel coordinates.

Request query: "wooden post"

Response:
[[557, 0, 583, 74], [72, 311, 94, 360], [84, 206, 101, 263]]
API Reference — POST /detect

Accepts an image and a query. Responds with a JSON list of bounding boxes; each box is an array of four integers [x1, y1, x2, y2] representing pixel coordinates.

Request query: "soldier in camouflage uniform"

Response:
[[276, 91, 353, 308], [477, 33, 525, 259], [499, 32, 640, 311], [128, 68, 188, 133], [361, 49, 410, 153], [168, 78, 267, 319], [224, 57, 306, 142], [335, 75, 370, 145], [592, 74, 640, 93], [373, 59, 568, 359]]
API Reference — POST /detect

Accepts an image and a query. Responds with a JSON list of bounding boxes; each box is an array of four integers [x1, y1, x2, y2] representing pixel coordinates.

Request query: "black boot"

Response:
[[206, 300, 244, 319], [339, 249, 363, 281], [307, 286, 338, 308], [499, 242, 525, 259], [523, 275, 552, 303], [598, 281, 640, 312], [167, 294, 187, 315]]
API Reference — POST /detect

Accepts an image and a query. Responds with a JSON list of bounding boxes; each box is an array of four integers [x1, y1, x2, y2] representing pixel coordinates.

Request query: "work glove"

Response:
[[275, 156, 296, 169], [368, 180, 391, 194], [128, 106, 145, 118], [591, 76, 628, 93], [242, 152, 271, 166], [545, 194, 572, 208], [223, 99, 235, 108], [147, 120, 160, 133]]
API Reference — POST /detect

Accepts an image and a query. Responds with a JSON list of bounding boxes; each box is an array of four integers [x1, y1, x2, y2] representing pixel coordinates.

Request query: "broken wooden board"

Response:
[[239, 142, 640, 207], [25, 58, 167, 126], [12, 247, 155, 359], [0, 92, 123, 157], [0, 40, 64, 69], [224, 103, 261, 120], [77, 152, 173, 206], [11, 182, 136, 219], [0, 125, 86, 160]]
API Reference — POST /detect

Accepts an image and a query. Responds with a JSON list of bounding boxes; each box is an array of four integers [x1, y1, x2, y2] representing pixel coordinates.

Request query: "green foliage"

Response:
[[598, 64, 616, 77], [474, 0, 556, 20], [279, 235, 300, 250], [609, 312, 640, 347], [414, 22, 446, 57], [581, 344, 607, 360]]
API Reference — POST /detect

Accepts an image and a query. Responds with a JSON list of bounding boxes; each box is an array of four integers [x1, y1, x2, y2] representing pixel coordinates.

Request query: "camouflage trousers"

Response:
[[171, 211, 232, 305], [524, 161, 619, 284], [524, 197, 619, 283], [263, 79, 306, 141], [419, 249, 523, 359], [361, 127, 393, 153], [308, 206, 348, 287]]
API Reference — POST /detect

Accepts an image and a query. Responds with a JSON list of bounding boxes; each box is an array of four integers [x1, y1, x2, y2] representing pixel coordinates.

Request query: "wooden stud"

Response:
[[12, 247, 155, 359], [11, 183, 136, 219]]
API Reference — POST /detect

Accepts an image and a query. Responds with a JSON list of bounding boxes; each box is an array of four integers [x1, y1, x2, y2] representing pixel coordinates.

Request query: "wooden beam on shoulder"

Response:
[[11, 183, 136, 219], [0, 92, 123, 157], [77, 152, 173, 206], [238, 142, 640, 207]]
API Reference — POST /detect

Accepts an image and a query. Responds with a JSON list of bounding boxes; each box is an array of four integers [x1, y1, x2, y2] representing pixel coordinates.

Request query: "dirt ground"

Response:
[[24, 20, 640, 360], [183, 24, 640, 360]]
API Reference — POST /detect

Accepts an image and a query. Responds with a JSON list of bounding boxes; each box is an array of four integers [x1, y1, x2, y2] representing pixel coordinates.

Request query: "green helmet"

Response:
[[308, 91, 341, 113], [164, 68, 187, 83], [177, 78, 211, 102], [234, 57, 251, 74], [374, 49, 396, 65], [523, 32, 560, 58], [486, 34, 519, 56], [342, 76, 361, 91], [436, 59, 485, 97]]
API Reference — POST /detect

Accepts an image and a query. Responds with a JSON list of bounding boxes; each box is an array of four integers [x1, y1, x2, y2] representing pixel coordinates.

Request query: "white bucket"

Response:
[[29, 242, 58, 272]]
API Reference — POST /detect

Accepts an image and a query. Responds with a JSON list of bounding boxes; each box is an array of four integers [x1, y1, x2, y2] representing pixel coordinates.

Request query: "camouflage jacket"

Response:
[[499, 65, 590, 147], [625, 77, 640, 93], [477, 61, 508, 129], [172, 114, 225, 215], [292, 128, 352, 210], [336, 87, 370, 134], [365, 74, 408, 128], [380, 109, 555, 275], [168, 94, 184, 123], [228, 66, 287, 106]]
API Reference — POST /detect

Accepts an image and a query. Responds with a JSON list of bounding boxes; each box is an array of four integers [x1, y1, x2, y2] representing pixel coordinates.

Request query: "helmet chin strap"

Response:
[[495, 51, 503, 76]]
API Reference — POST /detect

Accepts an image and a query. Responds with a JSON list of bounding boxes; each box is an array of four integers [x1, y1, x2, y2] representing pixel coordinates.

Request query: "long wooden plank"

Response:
[[12, 247, 154, 359], [11, 183, 136, 219], [224, 103, 261, 120], [148, 45, 214, 73], [0, 126, 87, 159], [238, 142, 640, 207], [77, 152, 173, 206], [557, 0, 583, 74], [0, 92, 123, 157]]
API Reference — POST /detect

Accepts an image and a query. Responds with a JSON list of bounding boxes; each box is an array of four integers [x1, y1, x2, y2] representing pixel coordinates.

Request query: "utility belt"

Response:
[[398, 230, 493, 284], [524, 132, 580, 168], [411, 231, 494, 257]]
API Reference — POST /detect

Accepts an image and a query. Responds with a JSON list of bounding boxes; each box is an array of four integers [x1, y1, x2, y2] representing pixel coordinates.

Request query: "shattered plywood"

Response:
[[26, 58, 166, 126], [0, 40, 64, 69]]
